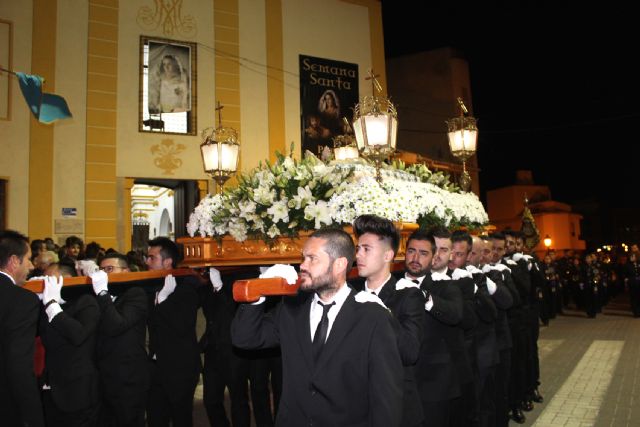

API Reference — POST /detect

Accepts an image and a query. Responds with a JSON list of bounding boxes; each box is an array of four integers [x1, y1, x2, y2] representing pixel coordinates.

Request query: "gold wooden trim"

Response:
[[177, 223, 420, 268]]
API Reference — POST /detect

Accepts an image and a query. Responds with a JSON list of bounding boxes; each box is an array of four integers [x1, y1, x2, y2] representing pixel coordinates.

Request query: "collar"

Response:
[[0, 270, 16, 285], [404, 272, 426, 285], [364, 273, 392, 295], [312, 282, 350, 308]]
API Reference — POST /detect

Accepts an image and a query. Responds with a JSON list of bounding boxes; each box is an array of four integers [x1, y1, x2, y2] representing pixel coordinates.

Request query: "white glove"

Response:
[[28, 275, 47, 281], [157, 274, 177, 304], [452, 268, 473, 280], [512, 253, 523, 262], [43, 276, 64, 322], [76, 260, 99, 276], [486, 276, 497, 295], [209, 268, 223, 292], [431, 271, 450, 281], [43, 276, 63, 305], [259, 264, 298, 285], [90, 270, 109, 295], [466, 265, 481, 274], [354, 291, 388, 310], [395, 278, 420, 290]]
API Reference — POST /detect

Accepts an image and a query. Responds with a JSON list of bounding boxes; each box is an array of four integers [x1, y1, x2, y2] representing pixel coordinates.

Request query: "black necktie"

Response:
[[412, 279, 420, 285], [312, 301, 335, 362]]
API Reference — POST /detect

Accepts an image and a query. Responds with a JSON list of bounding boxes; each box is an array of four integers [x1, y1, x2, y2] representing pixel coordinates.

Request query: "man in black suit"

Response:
[[40, 274, 101, 426], [0, 230, 45, 427], [401, 229, 463, 427], [90, 253, 149, 426], [351, 215, 425, 427], [231, 228, 404, 427], [145, 237, 201, 427]]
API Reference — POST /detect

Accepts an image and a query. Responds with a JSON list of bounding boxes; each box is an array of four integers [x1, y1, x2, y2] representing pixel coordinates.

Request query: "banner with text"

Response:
[[299, 55, 359, 157]]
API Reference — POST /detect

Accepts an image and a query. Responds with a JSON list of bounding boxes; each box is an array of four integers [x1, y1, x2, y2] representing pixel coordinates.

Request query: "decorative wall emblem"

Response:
[[151, 139, 186, 175], [137, 0, 197, 38]]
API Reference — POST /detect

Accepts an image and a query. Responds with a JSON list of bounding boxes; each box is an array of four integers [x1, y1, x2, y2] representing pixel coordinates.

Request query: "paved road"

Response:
[[191, 293, 640, 427]]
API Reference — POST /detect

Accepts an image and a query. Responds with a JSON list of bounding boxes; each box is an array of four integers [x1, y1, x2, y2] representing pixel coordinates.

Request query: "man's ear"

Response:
[[332, 257, 348, 275], [162, 258, 173, 270], [383, 248, 395, 264]]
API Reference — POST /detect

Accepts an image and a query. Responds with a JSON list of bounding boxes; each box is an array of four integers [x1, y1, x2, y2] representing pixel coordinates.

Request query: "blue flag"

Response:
[[15, 72, 72, 124]]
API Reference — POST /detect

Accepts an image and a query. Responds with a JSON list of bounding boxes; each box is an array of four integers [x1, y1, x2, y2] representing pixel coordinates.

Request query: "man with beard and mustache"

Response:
[[231, 228, 403, 427], [400, 228, 463, 427]]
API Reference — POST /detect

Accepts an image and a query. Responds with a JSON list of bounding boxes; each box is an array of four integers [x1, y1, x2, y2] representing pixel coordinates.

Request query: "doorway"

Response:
[[129, 178, 202, 252]]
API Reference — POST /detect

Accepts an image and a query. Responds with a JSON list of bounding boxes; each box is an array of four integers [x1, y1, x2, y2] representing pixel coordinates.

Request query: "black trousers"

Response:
[[202, 348, 251, 427], [43, 389, 100, 427], [146, 362, 198, 427], [494, 349, 511, 427], [249, 350, 282, 427], [420, 399, 450, 427]]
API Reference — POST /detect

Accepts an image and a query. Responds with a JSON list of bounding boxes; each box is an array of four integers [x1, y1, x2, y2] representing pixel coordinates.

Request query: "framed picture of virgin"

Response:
[[139, 36, 197, 135]]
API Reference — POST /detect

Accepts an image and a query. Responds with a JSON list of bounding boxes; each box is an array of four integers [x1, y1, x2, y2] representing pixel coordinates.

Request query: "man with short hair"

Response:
[[443, 230, 478, 427], [232, 228, 404, 427], [402, 228, 462, 427], [0, 230, 45, 427], [91, 253, 149, 426], [352, 215, 425, 427], [145, 237, 201, 427]]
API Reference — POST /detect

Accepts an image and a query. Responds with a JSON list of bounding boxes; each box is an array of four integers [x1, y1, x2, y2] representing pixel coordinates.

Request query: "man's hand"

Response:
[[209, 268, 223, 292], [90, 270, 109, 295], [43, 276, 64, 322], [157, 274, 177, 304], [259, 264, 298, 285], [43, 275, 63, 306]]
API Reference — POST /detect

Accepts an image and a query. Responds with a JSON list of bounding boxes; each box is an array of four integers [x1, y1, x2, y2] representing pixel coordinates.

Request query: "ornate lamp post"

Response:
[[352, 69, 398, 183], [200, 101, 240, 193], [446, 97, 478, 192], [543, 235, 552, 252], [333, 118, 359, 161]]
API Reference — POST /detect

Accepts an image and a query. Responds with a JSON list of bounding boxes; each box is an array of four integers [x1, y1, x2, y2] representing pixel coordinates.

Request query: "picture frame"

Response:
[[0, 19, 13, 121], [139, 35, 197, 135]]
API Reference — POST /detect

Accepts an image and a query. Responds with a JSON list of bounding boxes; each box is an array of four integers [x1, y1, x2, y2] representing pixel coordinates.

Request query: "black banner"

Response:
[[299, 55, 359, 157]]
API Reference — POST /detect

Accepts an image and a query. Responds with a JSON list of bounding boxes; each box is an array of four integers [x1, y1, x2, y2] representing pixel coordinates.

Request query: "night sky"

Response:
[[381, 3, 640, 210]]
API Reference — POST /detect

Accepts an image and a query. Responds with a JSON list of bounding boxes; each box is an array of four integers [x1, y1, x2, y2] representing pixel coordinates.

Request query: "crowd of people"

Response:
[[2, 223, 638, 427]]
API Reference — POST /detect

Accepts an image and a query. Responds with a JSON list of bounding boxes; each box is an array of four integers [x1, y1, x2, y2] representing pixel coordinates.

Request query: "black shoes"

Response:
[[521, 399, 534, 412], [532, 388, 544, 403], [510, 407, 526, 424]]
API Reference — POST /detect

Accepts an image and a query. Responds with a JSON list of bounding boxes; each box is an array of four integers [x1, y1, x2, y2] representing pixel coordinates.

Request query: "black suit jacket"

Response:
[[231, 287, 404, 427], [352, 275, 425, 427], [0, 274, 45, 427], [415, 274, 463, 401], [96, 287, 149, 399], [147, 275, 201, 394], [40, 294, 101, 413], [469, 271, 499, 370], [485, 268, 515, 351]]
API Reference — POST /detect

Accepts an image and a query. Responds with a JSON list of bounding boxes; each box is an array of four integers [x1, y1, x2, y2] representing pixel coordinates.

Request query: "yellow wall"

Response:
[[55, 0, 88, 244], [0, 0, 385, 248], [0, 0, 32, 234]]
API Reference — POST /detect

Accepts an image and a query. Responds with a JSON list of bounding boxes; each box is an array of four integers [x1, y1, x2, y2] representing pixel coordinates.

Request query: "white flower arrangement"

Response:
[[187, 150, 489, 242]]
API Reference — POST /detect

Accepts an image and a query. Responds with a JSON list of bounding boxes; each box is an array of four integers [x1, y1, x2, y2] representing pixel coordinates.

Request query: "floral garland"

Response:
[[187, 151, 489, 242]]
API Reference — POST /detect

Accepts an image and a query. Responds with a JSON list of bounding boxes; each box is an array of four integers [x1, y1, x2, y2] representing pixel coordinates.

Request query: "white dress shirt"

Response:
[[364, 274, 392, 296], [309, 283, 350, 343]]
